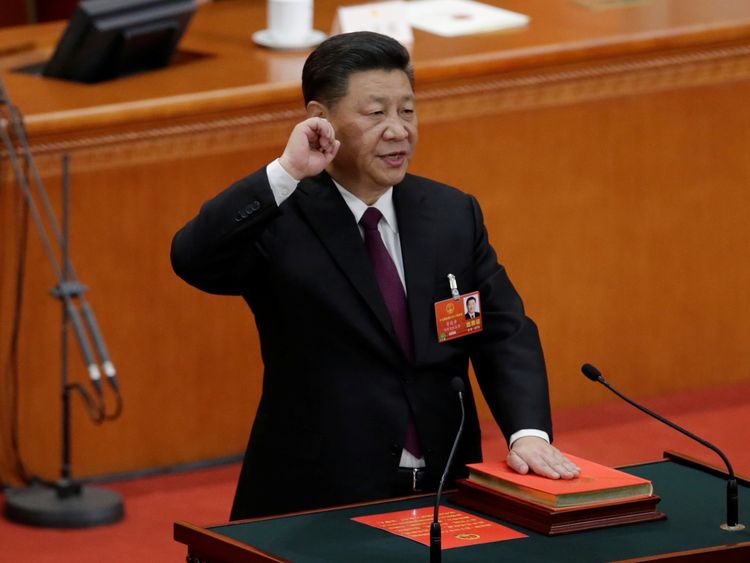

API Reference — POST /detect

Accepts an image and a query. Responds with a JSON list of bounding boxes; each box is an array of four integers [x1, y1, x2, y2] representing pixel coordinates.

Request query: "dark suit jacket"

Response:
[[171, 168, 552, 520]]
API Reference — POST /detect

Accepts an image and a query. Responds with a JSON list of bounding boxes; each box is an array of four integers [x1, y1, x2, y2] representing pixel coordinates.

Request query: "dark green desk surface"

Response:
[[199, 461, 750, 562]]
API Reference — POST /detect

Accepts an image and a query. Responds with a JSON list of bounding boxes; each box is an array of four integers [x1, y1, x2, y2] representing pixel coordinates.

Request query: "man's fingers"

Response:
[[506, 450, 529, 475], [541, 448, 581, 479], [508, 438, 582, 480], [524, 454, 561, 479], [280, 118, 339, 179], [534, 452, 579, 480], [307, 118, 336, 149], [555, 457, 581, 479], [321, 119, 336, 145], [327, 139, 341, 159]]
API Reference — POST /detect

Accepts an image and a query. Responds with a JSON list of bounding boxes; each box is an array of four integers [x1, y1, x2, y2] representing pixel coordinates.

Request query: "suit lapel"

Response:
[[296, 173, 400, 347], [394, 176, 437, 365]]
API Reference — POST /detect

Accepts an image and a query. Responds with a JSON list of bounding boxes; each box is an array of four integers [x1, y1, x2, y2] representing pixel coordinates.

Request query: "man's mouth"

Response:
[[380, 151, 407, 167]]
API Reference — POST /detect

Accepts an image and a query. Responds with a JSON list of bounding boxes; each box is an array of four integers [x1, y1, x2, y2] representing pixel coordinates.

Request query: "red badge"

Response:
[[434, 290, 483, 342]]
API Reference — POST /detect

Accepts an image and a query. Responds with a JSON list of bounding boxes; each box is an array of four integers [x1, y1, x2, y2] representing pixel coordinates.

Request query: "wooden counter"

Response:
[[1, 0, 749, 480]]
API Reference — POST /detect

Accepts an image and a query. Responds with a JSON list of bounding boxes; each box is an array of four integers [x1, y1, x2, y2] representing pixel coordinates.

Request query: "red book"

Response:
[[466, 453, 653, 509]]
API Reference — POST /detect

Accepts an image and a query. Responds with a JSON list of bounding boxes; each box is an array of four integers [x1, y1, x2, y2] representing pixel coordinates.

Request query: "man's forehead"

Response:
[[347, 69, 411, 86], [344, 70, 413, 96]]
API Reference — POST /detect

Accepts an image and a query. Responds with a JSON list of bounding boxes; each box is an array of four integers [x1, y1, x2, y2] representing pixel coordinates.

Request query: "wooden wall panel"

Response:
[[412, 79, 750, 414]]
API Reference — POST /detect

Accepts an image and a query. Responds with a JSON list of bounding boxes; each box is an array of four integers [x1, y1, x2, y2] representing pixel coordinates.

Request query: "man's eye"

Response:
[[370, 110, 384, 116]]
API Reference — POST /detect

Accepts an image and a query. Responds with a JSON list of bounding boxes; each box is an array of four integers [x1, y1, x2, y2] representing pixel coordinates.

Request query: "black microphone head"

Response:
[[450, 377, 465, 394], [581, 363, 603, 382]]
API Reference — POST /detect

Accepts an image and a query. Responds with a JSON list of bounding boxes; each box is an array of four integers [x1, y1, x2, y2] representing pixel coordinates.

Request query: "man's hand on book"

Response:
[[508, 437, 581, 480]]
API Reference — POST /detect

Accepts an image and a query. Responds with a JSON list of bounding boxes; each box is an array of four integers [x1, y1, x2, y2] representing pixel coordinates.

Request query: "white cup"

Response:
[[268, 0, 314, 44]]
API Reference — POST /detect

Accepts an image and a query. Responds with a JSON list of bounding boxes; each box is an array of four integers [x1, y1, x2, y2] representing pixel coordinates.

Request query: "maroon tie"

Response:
[[360, 207, 421, 458]]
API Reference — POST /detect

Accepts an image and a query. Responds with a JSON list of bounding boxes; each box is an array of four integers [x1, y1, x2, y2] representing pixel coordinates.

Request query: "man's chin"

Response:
[[379, 166, 409, 187]]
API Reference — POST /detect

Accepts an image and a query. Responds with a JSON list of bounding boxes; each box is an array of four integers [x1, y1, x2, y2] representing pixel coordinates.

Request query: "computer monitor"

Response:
[[43, 0, 197, 83]]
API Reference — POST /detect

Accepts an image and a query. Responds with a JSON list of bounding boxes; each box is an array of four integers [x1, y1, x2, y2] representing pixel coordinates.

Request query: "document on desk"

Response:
[[406, 0, 530, 37], [352, 506, 527, 548]]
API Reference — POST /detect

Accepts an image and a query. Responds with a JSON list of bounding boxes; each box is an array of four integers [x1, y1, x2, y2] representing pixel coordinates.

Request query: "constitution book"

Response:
[[466, 453, 653, 509]]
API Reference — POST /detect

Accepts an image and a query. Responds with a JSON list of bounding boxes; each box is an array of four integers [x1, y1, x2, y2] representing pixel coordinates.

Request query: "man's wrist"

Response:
[[277, 154, 304, 181], [509, 429, 550, 448], [266, 158, 300, 206]]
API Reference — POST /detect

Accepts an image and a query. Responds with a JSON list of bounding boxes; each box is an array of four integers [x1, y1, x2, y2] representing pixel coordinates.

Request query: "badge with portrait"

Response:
[[434, 290, 483, 343]]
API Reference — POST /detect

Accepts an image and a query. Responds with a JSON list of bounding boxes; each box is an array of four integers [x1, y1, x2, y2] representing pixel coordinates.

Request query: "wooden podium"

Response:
[[2, 0, 750, 480], [173, 455, 750, 562]]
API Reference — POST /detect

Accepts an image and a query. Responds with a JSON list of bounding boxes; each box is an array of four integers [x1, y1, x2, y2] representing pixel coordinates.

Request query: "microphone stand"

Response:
[[1, 80, 124, 528], [430, 378, 466, 563], [582, 363, 744, 532]]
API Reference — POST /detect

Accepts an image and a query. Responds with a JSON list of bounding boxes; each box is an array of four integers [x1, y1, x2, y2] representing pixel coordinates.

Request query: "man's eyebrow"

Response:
[[366, 94, 415, 103]]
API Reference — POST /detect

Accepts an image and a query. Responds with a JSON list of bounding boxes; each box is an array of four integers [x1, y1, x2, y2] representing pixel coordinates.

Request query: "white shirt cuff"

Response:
[[509, 429, 550, 447], [266, 158, 300, 206]]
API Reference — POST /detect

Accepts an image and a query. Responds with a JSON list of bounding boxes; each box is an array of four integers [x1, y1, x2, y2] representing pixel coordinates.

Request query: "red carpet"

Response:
[[0, 465, 240, 562], [1, 379, 748, 561]]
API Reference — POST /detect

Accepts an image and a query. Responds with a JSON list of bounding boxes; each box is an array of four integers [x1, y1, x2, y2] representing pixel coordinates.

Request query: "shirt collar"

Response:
[[332, 179, 398, 234]]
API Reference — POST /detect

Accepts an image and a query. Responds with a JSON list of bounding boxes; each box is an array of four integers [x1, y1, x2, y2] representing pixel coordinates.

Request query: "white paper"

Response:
[[333, 1, 414, 45], [406, 0, 529, 37]]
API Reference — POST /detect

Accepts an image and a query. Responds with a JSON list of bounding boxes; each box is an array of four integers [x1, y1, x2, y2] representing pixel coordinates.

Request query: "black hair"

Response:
[[466, 297, 477, 304], [302, 31, 414, 107]]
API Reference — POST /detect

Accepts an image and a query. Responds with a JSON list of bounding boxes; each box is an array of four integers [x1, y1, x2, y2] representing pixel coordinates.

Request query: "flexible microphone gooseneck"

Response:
[[581, 363, 744, 531], [0, 80, 120, 405], [430, 377, 466, 563]]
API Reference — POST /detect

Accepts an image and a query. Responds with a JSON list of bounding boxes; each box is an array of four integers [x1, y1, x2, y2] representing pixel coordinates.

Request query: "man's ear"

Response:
[[306, 101, 328, 118]]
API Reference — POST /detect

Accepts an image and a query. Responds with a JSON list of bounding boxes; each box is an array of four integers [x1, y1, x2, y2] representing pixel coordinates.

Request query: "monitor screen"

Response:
[[43, 0, 197, 83]]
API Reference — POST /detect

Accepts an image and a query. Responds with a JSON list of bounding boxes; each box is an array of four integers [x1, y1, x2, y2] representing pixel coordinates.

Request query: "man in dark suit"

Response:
[[171, 31, 579, 521]]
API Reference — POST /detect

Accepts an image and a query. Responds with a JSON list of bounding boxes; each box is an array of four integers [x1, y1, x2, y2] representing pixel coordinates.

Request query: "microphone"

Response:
[[62, 154, 119, 394], [58, 292, 103, 397], [80, 301, 119, 391], [581, 363, 744, 531], [1, 81, 116, 403], [430, 376, 466, 563]]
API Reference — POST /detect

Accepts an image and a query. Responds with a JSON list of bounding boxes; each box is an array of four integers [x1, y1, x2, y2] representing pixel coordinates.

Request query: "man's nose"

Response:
[[383, 118, 409, 140]]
